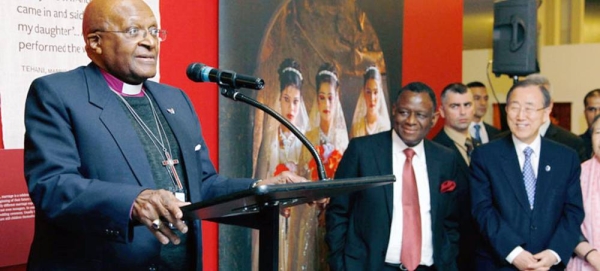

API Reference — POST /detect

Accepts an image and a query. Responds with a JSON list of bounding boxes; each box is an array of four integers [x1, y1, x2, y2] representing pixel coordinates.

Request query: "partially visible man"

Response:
[[471, 79, 584, 270], [466, 81, 500, 143], [326, 82, 464, 271], [432, 83, 478, 271], [24, 0, 304, 270], [580, 89, 600, 160], [433, 83, 477, 167], [524, 73, 587, 162]]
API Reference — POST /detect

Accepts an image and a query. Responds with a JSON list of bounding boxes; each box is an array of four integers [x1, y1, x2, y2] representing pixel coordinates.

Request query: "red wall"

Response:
[[159, 0, 220, 270], [403, 1, 463, 137]]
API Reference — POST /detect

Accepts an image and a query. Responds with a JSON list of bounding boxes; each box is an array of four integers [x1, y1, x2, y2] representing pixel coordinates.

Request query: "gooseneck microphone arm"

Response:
[[220, 87, 328, 181]]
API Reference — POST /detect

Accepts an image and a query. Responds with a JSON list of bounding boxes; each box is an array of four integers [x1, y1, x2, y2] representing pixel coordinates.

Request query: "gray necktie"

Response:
[[522, 147, 536, 209]]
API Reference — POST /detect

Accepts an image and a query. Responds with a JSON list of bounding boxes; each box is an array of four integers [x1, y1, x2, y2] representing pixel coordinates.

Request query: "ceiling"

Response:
[[463, 0, 494, 50], [463, 0, 600, 50]]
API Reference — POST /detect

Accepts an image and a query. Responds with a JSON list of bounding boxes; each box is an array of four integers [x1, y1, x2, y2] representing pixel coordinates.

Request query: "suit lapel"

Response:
[[500, 136, 532, 212], [84, 64, 155, 188], [374, 131, 394, 219], [423, 140, 440, 224], [534, 139, 555, 210]]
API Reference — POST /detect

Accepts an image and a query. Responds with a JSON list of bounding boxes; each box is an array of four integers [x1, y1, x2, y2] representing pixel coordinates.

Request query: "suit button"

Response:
[[531, 225, 537, 230], [105, 229, 110, 236]]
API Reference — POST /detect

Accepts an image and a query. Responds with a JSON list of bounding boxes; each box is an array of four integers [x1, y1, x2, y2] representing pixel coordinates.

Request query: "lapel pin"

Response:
[[167, 108, 175, 114], [194, 144, 201, 151], [545, 165, 551, 172]]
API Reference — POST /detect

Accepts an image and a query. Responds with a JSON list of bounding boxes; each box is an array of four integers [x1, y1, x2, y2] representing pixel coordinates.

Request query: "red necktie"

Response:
[[401, 148, 421, 270]]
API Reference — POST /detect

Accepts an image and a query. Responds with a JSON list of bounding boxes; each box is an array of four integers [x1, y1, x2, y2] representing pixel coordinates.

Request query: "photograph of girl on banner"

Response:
[[350, 66, 391, 138]]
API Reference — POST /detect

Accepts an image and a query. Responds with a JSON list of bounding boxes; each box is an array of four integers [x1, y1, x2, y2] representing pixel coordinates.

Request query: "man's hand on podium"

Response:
[[132, 189, 191, 245], [257, 171, 309, 218], [261, 171, 307, 186]]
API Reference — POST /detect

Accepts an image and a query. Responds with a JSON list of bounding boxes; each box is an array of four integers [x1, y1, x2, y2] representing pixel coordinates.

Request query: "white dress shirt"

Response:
[[506, 133, 561, 265], [385, 132, 434, 266]]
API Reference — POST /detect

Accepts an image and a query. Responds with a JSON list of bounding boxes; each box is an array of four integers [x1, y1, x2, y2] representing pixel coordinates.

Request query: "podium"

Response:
[[181, 174, 395, 271]]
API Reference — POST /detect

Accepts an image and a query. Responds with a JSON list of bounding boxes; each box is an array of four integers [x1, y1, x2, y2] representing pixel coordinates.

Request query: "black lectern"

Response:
[[181, 174, 394, 271], [185, 67, 395, 270]]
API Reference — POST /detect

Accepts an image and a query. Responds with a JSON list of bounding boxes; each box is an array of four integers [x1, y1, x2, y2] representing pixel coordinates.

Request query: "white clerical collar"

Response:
[[122, 82, 143, 95], [100, 68, 144, 96]]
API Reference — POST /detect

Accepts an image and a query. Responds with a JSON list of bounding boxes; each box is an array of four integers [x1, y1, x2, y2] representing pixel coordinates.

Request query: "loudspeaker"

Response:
[[492, 0, 539, 77]]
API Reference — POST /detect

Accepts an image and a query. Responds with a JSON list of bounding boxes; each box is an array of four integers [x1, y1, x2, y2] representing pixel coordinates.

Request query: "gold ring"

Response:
[[152, 219, 161, 230]]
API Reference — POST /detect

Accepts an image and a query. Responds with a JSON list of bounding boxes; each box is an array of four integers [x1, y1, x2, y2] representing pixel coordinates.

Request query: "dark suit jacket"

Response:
[[579, 129, 593, 161], [483, 122, 501, 141], [545, 123, 587, 162], [470, 134, 584, 270], [432, 129, 478, 271], [326, 131, 463, 271], [24, 63, 253, 270]]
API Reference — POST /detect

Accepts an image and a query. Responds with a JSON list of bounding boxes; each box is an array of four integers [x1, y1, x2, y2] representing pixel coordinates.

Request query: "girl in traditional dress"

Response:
[[300, 62, 349, 271], [350, 65, 390, 138], [255, 58, 309, 179], [253, 58, 309, 271], [302, 63, 348, 180]]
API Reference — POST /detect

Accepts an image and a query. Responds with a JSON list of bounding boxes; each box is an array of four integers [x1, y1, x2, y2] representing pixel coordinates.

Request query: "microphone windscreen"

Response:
[[186, 63, 206, 82]]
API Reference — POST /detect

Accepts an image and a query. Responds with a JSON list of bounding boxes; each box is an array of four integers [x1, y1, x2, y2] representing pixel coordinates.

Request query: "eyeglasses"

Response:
[[506, 104, 546, 116], [96, 27, 167, 42]]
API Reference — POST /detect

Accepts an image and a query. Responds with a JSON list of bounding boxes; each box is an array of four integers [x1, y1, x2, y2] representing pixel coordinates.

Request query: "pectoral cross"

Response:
[[162, 151, 183, 190]]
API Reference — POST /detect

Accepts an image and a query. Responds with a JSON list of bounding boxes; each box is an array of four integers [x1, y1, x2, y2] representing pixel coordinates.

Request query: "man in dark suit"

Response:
[[23, 0, 303, 270], [524, 74, 587, 162], [544, 122, 588, 162], [580, 89, 600, 160], [326, 82, 464, 271], [432, 83, 478, 271], [467, 81, 501, 143], [470, 79, 584, 270]]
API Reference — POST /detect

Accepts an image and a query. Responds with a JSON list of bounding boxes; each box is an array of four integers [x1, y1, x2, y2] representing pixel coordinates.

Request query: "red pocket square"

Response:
[[440, 180, 456, 193]]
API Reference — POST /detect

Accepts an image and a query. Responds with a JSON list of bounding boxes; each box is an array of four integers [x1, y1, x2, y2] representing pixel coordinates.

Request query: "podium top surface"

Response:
[[181, 174, 394, 221]]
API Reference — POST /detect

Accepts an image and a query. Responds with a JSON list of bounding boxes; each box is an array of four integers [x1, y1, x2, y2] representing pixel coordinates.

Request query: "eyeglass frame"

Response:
[[505, 103, 548, 116], [95, 27, 167, 42]]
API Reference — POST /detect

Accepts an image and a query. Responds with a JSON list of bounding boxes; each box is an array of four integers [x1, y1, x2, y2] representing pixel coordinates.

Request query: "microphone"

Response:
[[186, 63, 265, 90]]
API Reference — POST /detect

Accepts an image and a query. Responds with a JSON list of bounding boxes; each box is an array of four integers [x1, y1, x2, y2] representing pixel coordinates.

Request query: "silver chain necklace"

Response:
[[111, 89, 184, 191]]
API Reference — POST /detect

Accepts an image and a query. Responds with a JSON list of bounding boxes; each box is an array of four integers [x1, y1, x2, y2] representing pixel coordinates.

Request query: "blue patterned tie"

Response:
[[522, 147, 536, 209], [474, 124, 482, 142]]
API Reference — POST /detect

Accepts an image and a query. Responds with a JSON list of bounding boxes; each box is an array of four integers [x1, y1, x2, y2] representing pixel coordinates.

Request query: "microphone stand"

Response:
[[219, 86, 328, 181]]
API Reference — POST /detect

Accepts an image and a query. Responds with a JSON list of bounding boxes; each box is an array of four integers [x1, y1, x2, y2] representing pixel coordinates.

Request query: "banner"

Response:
[[0, 0, 160, 149], [219, 1, 402, 270]]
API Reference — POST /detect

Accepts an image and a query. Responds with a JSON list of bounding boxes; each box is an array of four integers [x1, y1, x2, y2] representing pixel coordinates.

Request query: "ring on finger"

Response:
[[152, 219, 161, 230]]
